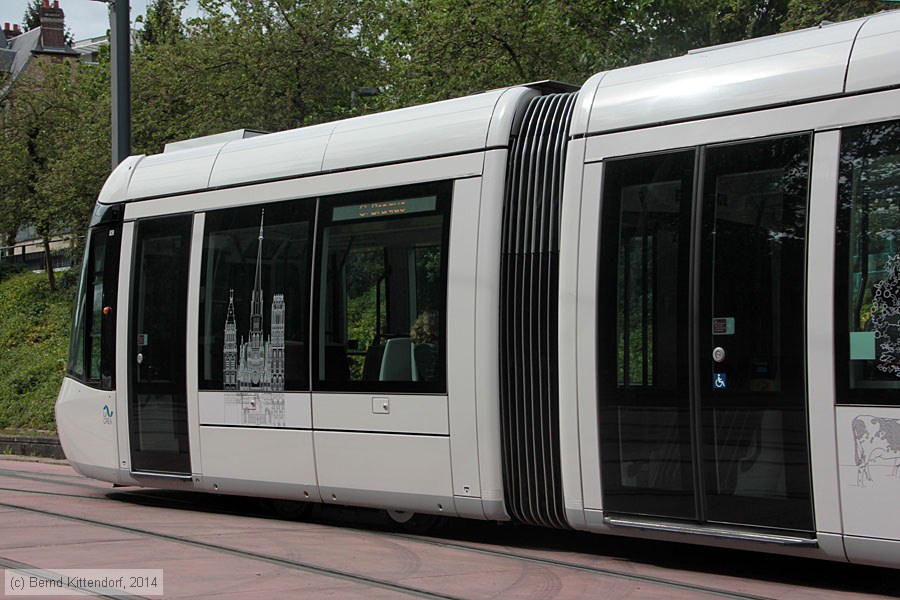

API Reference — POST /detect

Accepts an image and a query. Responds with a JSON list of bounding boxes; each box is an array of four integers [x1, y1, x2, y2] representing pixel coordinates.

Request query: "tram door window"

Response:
[[128, 215, 193, 475], [598, 151, 696, 519], [700, 137, 812, 531], [315, 184, 450, 393], [68, 218, 121, 390], [835, 119, 900, 404], [198, 201, 313, 392], [598, 135, 813, 532]]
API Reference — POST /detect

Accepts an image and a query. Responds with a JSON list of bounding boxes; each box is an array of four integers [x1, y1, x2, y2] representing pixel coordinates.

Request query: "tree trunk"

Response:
[[43, 235, 56, 292], [2, 229, 17, 258]]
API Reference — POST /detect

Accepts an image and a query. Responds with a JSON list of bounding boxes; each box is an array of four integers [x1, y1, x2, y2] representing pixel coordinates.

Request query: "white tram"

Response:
[[58, 11, 900, 568]]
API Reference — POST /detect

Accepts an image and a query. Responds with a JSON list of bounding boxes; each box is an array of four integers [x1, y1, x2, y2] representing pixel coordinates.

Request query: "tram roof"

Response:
[[99, 85, 540, 204], [574, 9, 900, 136]]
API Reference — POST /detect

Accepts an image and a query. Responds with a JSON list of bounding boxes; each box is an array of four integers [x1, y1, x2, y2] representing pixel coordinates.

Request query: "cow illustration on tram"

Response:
[[853, 416, 900, 486]]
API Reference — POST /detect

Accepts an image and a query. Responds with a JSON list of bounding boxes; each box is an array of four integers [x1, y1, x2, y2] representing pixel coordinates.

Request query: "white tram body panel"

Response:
[[58, 11, 900, 568], [55, 378, 118, 473]]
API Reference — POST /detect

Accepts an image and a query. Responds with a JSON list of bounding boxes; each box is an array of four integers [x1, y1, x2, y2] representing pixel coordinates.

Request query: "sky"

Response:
[[2, 0, 202, 42]]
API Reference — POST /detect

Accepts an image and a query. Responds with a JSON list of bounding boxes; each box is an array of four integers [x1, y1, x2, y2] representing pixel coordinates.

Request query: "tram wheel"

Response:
[[386, 510, 444, 533], [269, 499, 310, 520]]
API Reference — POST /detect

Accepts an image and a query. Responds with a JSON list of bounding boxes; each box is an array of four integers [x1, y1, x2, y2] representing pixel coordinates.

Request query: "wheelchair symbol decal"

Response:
[[714, 373, 727, 389]]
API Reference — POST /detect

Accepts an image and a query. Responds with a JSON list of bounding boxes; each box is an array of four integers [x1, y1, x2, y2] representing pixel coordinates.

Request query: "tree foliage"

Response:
[[783, 0, 889, 30], [0, 59, 109, 289], [22, 0, 42, 31], [131, 0, 384, 154], [137, 0, 187, 46]]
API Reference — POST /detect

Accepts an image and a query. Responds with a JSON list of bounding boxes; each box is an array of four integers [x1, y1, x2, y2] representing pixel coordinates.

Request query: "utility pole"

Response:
[[93, 0, 131, 168], [111, 0, 131, 167]]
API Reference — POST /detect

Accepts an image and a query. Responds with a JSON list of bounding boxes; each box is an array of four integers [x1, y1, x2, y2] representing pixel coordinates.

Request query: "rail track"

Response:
[[0, 464, 893, 599]]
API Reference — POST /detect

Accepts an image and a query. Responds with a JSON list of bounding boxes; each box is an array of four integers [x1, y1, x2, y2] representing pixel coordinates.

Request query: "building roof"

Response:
[[0, 48, 14, 75], [0, 26, 79, 99], [71, 35, 107, 62]]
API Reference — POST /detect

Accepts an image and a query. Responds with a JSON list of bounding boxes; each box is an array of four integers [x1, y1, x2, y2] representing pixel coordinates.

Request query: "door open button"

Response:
[[713, 347, 726, 363]]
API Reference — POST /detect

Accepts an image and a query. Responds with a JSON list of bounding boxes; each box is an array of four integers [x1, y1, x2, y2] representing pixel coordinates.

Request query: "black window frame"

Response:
[[67, 204, 122, 390], [312, 181, 452, 394], [835, 118, 900, 406]]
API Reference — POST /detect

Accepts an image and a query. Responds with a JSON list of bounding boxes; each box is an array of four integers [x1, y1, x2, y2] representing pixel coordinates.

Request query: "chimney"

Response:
[[3, 23, 22, 40], [39, 0, 66, 49]]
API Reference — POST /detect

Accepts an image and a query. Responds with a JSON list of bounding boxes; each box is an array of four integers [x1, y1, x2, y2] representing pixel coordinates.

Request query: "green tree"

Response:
[[603, 0, 785, 64], [0, 126, 31, 253], [782, 0, 892, 30], [366, 0, 819, 110], [0, 60, 109, 290], [22, 0, 42, 31], [611, 0, 897, 65], [130, 0, 384, 154], [370, 0, 623, 108], [137, 0, 187, 46]]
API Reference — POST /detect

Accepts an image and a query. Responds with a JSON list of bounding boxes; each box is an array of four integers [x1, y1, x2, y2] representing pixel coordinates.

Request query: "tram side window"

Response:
[[836, 119, 900, 404], [600, 152, 694, 393], [198, 201, 313, 391], [315, 183, 450, 393], [67, 224, 120, 389]]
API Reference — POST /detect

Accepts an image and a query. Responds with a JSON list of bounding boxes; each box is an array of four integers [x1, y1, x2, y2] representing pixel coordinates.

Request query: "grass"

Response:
[[0, 270, 76, 432]]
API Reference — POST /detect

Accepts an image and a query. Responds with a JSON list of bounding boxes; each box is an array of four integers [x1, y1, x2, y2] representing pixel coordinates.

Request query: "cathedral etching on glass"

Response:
[[223, 211, 286, 426]]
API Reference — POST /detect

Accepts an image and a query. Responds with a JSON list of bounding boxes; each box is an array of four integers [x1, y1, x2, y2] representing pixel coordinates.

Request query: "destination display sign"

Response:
[[333, 196, 437, 221]]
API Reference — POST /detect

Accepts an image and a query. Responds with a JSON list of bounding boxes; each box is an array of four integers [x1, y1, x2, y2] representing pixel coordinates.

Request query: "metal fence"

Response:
[[0, 249, 73, 271]]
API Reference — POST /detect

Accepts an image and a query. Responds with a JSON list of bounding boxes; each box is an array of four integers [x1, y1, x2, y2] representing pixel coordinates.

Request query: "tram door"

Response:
[[597, 135, 814, 533], [128, 215, 193, 475]]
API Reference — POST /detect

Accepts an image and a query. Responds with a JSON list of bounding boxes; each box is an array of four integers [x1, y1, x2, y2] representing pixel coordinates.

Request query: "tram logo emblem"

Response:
[[102, 404, 114, 424], [223, 210, 286, 427]]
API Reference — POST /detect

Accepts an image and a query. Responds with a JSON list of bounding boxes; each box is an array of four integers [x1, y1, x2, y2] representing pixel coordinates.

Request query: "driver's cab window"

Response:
[[315, 182, 451, 393]]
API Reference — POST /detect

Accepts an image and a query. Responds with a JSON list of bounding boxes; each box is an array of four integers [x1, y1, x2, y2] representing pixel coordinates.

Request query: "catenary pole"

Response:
[[110, 0, 131, 168]]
